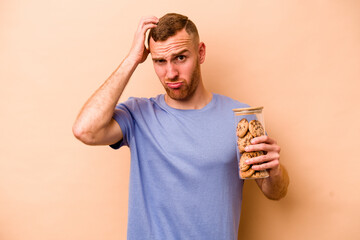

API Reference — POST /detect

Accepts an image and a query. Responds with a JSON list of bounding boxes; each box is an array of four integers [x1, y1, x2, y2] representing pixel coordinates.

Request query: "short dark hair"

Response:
[[148, 13, 199, 44]]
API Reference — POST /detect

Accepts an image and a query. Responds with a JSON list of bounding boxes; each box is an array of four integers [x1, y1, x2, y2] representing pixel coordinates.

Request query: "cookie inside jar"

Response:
[[233, 107, 269, 179]]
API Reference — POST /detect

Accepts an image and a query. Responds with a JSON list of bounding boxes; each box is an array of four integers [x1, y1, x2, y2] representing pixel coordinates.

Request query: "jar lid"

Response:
[[232, 106, 263, 115]]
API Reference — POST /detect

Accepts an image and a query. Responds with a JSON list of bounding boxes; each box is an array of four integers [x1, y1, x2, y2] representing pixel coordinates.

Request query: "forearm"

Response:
[[73, 56, 138, 143], [73, 16, 158, 144], [256, 164, 289, 200]]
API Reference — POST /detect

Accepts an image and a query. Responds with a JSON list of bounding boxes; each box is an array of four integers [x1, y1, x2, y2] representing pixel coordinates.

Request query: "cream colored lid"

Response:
[[232, 106, 263, 114]]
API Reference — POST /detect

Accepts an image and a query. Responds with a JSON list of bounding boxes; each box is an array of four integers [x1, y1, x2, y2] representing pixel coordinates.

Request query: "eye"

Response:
[[176, 55, 186, 61], [154, 59, 166, 65]]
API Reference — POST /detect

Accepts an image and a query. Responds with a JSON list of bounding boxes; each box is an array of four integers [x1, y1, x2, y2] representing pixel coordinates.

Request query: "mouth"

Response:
[[166, 82, 183, 89]]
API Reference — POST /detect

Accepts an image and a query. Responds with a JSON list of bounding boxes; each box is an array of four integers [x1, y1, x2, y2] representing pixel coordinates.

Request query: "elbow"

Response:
[[72, 124, 97, 145], [265, 188, 288, 201], [265, 181, 289, 201]]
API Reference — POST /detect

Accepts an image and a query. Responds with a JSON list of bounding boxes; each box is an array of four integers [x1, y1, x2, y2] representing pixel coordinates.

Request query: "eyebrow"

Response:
[[152, 49, 190, 61]]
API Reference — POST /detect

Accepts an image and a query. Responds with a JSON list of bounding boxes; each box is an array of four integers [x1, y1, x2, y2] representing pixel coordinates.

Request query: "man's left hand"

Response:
[[244, 135, 281, 175], [244, 135, 289, 200]]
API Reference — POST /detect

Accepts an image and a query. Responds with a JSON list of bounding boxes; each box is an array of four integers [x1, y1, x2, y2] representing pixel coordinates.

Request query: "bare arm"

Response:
[[72, 16, 159, 145], [244, 136, 290, 200]]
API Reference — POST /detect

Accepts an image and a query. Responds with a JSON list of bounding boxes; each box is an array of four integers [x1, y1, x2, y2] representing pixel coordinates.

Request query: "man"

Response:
[[73, 13, 289, 240]]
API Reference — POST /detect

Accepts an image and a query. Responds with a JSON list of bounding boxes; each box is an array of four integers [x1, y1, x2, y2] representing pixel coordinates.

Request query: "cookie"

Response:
[[240, 151, 264, 171], [250, 170, 269, 179], [250, 171, 260, 178], [249, 120, 265, 137], [240, 151, 264, 168], [239, 151, 268, 179], [237, 131, 253, 153], [239, 152, 252, 172], [236, 118, 249, 138], [250, 151, 265, 158], [240, 168, 255, 178]]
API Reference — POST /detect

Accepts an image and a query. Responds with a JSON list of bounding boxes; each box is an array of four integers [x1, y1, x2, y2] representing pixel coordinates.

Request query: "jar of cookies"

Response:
[[233, 106, 269, 179]]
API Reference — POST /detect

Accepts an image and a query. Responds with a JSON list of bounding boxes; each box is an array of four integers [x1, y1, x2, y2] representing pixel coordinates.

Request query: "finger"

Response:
[[140, 15, 159, 23], [245, 143, 280, 153], [245, 152, 280, 165], [252, 159, 280, 171], [142, 18, 159, 26], [138, 16, 159, 31], [250, 135, 277, 145], [136, 22, 158, 40], [132, 17, 158, 46]]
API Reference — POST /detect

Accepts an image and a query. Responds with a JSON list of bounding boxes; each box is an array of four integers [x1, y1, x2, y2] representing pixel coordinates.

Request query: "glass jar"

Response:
[[232, 106, 269, 179]]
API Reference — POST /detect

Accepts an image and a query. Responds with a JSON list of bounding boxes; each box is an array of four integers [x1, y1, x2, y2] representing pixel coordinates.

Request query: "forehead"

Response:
[[149, 29, 196, 59]]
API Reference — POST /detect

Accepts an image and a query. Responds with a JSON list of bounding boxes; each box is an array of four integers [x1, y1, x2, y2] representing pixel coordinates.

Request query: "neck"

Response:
[[164, 81, 212, 110]]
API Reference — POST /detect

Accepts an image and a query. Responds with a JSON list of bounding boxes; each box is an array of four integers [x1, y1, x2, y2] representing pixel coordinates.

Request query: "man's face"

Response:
[[149, 29, 204, 101]]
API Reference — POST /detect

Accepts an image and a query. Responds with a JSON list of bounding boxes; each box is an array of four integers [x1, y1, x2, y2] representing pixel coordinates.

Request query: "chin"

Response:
[[166, 91, 188, 101]]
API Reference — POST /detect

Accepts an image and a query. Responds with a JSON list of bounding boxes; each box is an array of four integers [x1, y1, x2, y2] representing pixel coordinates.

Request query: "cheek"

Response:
[[177, 60, 192, 73], [182, 61, 197, 77], [153, 65, 165, 79]]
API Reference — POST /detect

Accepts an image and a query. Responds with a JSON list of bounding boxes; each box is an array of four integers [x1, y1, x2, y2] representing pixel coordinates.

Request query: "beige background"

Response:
[[1, 0, 359, 239]]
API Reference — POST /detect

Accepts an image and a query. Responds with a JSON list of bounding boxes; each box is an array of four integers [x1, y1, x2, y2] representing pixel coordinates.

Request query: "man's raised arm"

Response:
[[72, 16, 158, 145]]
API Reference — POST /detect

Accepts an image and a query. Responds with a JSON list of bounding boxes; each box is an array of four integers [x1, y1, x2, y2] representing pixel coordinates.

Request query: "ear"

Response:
[[198, 42, 206, 64]]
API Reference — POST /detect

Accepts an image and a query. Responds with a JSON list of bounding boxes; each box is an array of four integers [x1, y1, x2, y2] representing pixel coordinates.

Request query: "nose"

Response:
[[165, 63, 178, 80]]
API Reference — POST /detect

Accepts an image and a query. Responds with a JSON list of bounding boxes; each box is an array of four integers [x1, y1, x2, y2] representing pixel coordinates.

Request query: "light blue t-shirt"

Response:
[[111, 93, 249, 240]]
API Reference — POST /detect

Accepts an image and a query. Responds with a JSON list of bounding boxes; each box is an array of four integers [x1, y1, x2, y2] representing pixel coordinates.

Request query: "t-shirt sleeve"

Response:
[[109, 101, 135, 149]]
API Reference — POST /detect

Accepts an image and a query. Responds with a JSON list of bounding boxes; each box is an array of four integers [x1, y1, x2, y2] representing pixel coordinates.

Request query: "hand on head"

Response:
[[128, 16, 159, 64]]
